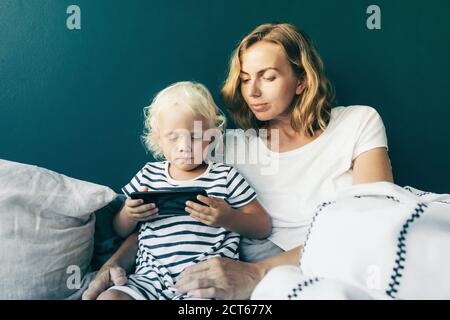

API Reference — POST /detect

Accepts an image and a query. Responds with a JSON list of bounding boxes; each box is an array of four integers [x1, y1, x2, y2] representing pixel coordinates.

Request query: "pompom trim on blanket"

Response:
[[287, 277, 321, 300], [386, 202, 427, 298], [300, 201, 335, 262], [404, 186, 431, 197], [354, 195, 400, 203]]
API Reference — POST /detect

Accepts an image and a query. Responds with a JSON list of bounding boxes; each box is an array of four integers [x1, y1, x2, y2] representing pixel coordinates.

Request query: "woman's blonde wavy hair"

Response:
[[142, 81, 227, 159], [221, 23, 335, 136]]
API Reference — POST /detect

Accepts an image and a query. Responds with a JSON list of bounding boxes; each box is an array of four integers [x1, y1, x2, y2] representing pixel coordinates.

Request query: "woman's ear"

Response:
[[295, 78, 306, 95]]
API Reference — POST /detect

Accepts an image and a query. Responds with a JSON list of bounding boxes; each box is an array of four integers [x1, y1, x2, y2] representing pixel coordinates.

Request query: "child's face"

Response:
[[157, 104, 212, 171]]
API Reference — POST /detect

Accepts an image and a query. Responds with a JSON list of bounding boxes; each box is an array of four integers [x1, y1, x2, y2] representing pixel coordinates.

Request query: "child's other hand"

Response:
[[185, 195, 234, 228], [124, 187, 159, 222]]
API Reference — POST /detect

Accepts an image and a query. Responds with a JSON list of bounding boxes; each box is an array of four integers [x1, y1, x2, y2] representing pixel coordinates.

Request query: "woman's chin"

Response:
[[254, 112, 273, 122]]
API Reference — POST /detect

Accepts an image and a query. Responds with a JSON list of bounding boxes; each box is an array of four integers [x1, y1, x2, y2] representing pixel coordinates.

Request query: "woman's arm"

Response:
[[175, 246, 301, 299], [106, 232, 139, 273], [82, 232, 138, 300], [257, 245, 301, 273], [352, 147, 394, 184]]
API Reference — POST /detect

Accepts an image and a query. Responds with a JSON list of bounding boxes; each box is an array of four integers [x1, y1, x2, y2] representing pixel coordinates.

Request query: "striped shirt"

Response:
[[122, 161, 257, 280]]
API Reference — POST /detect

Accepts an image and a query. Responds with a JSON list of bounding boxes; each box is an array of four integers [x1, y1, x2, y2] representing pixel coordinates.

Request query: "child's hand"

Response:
[[124, 187, 159, 222], [185, 195, 234, 228]]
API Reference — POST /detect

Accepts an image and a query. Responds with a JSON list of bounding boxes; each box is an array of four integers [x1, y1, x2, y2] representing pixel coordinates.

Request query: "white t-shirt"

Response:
[[212, 105, 388, 251]]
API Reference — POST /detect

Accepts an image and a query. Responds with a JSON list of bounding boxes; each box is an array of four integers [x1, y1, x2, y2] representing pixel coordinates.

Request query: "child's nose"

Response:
[[177, 140, 191, 152]]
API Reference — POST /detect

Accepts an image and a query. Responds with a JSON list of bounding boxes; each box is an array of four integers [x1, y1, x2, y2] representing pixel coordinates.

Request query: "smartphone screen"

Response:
[[130, 187, 208, 215]]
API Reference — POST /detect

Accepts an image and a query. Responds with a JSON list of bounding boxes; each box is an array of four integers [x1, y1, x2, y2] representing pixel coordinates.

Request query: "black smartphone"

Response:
[[130, 187, 208, 215]]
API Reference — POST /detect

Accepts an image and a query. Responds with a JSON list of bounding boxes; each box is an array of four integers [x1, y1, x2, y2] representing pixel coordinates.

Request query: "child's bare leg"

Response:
[[97, 289, 133, 300]]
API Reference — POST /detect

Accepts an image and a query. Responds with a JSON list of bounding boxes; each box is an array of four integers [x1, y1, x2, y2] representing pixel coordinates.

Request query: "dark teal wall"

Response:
[[1, 0, 449, 193]]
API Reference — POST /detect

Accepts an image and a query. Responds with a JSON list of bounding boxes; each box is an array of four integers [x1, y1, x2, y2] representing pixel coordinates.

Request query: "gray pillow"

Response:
[[0, 159, 117, 299]]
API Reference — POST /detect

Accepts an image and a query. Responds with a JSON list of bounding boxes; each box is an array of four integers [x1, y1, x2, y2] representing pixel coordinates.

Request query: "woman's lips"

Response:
[[250, 103, 269, 112]]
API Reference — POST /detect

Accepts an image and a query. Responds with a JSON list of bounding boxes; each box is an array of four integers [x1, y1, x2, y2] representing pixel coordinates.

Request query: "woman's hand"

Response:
[[185, 195, 235, 228], [175, 257, 265, 299], [82, 265, 128, 300]]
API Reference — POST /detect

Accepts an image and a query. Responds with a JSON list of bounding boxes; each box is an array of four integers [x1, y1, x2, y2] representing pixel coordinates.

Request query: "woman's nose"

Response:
[[249, 80, 261, 97]]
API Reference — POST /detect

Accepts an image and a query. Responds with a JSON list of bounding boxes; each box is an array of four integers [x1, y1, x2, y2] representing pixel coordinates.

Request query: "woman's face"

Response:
[[239, 41, 303, 122]]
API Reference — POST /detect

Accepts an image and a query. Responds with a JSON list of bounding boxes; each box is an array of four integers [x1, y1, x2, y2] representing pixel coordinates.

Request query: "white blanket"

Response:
[[251, 182, 450, 300]]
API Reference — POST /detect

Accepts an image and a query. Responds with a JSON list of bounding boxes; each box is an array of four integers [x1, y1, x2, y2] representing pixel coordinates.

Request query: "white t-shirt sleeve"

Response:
[[225, 167, 257, 208], [352, 106, 388, 160]]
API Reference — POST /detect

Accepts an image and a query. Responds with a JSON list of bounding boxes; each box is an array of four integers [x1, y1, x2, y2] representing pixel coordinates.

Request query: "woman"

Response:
[[83, 23, 393, 300]]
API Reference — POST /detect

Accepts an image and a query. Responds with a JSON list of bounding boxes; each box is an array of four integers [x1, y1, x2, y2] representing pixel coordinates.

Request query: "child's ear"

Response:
[[154, 131, 162, 148]]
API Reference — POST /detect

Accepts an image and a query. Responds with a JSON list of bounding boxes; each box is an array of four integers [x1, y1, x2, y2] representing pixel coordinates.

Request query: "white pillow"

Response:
[[0, 159, 117, 299]]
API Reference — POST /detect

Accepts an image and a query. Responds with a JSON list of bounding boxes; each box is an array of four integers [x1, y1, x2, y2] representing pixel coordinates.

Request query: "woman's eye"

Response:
[[263, 76, 276, 81], [240, 78, 250, 83]]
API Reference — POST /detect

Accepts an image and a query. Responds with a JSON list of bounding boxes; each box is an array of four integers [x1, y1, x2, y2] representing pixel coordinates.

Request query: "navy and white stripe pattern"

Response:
[[122, 161, 256, 208], [115, 161, 257, 300]]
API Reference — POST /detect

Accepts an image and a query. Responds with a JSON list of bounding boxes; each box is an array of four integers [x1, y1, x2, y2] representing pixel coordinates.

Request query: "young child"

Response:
[[99, 81, 271, 300]]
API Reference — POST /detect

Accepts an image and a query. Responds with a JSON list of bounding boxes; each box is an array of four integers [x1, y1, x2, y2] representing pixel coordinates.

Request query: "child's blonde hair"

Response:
[[142, 81, 227, 159]]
